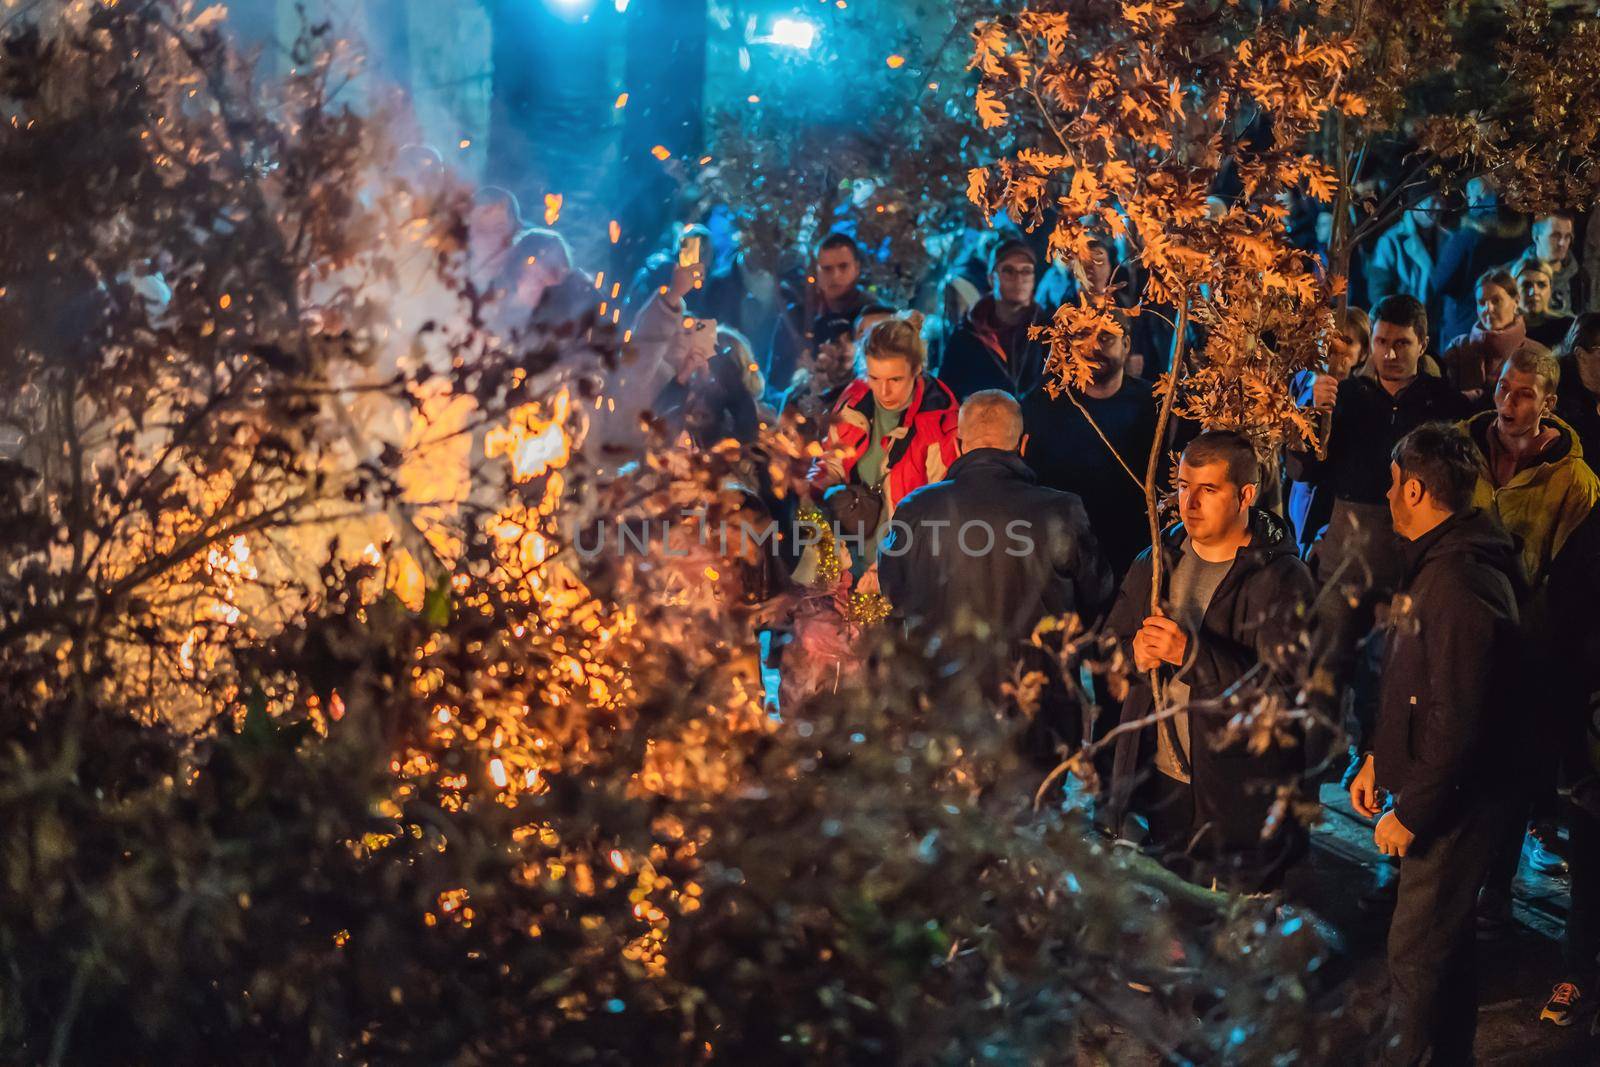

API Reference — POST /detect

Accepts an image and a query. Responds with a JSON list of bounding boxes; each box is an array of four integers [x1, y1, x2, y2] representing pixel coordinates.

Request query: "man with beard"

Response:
[[1021, 314, 1158, 578]]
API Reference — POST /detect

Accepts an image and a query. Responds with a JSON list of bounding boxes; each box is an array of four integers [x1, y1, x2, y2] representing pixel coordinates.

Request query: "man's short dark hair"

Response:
[[815, 232, 863, 264], [1392, 422, 1478, 513], [1181, 430, 1260, 488], [852, 303, 896, 333], [1373, 294, 1428, 345]]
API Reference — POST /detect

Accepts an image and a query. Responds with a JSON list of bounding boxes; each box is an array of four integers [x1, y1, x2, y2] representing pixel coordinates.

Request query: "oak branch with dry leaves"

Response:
[[966, 1, 1347, 611]]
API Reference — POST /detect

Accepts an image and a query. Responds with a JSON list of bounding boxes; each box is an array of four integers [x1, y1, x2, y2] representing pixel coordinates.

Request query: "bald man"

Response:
[[879, 388, 1112, 672]]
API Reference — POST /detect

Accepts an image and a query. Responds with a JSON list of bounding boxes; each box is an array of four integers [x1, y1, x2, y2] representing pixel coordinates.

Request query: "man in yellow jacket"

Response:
[[1462, 346, 1600, 589], [1463, 343, 1600, 919]]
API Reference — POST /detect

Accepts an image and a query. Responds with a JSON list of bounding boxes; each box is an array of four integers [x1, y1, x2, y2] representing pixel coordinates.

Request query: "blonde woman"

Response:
[[810, 314, 960, 576]]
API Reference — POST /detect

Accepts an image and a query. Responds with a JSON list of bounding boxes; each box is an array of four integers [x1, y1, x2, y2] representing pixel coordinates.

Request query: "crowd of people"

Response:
[[483, 179, 1600, 1060]]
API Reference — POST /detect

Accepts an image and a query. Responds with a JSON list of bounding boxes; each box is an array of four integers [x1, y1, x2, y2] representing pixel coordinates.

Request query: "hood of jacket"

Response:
[[960, 296, 1050, 353], [1464, 408, 1582, 472], [1399, 507, 1522, 591]]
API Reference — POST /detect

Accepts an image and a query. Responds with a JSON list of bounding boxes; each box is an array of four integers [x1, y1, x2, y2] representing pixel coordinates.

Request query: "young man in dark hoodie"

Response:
[[1347, 421, 1524, 1066], [934, 238, 1053, 400], [1103, 431, 1317, 893]]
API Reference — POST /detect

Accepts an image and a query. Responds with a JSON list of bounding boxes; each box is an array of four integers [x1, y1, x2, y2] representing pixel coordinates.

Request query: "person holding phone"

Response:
[[622, 223, 729, 324]]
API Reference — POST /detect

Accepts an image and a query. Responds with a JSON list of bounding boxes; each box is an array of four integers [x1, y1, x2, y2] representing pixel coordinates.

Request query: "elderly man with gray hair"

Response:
[[878, 390, 1112, 754]]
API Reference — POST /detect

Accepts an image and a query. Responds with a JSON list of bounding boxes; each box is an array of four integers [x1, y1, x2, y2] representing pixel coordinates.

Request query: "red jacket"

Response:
[[822, 374, 960, 510]]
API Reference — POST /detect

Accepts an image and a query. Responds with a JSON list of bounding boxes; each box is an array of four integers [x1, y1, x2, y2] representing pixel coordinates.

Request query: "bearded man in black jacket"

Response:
[[1347, 421, 1525, 1066], [1103, 431, 1318, 893]]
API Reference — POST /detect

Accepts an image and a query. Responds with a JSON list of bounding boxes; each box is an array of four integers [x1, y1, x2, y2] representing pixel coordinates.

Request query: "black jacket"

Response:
[[1555, 356, 1600, 464], [879, 449, 1112, 643], [1022, 376, 1159, 578], [1103, 509, 1317, 851], [1373, 509, 1524, 843], [1547, 505, 1600, 805], [1291, 373, 1472, 506], [933, 297, 1052, 400]]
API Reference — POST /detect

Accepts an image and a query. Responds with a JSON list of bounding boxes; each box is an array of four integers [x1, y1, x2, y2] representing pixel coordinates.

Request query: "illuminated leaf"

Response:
[[965, 166, 989, 206], [976, 89, 1009, 129]]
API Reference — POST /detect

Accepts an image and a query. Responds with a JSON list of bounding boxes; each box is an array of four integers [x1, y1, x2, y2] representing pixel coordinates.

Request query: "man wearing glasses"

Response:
[[934, 238, 1052, 401]]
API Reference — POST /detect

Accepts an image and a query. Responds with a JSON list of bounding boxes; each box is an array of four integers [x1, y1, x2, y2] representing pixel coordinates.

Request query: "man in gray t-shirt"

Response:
[[1106, 430, 1317, 893], [1154, 541, 1234, 782]]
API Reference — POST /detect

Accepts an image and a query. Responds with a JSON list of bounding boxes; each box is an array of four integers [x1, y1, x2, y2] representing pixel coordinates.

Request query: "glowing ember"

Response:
[[483, 390, 573, 483]]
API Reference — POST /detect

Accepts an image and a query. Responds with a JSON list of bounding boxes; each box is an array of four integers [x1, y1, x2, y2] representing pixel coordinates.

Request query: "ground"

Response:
[[1085, 783, 1597, 1064], [1296, 783, 1596, 1065], [760, 654, 1597, 1061]]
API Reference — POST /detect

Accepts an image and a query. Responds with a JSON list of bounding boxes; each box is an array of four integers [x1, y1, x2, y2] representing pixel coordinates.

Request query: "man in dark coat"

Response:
[[880, 389, 1112, 641], [880, 390, 1112, 756], [1538, 502, 1600, 1026], [1103, 431, 1317, 893], [1022, 316, 1159, 578], [1292, 296, 1472, 763], [934, 238, 1053, 400], [1347, 421, 1524, 1066]]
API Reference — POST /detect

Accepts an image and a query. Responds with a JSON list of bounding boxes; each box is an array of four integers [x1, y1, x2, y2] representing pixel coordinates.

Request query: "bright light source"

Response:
[[547, 0, 595, 17], [769, 17, 817, 51]]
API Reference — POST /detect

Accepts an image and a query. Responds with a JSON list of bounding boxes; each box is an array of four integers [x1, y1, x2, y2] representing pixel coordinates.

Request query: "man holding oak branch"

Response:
[[1103, 431, 1316, 893], [1347, 421, 1525, 1066]]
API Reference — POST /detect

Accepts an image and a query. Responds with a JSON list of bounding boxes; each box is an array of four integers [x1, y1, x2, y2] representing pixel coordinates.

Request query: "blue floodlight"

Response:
[[547, 0, 596, 17], [768, 16, 817, 51]]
